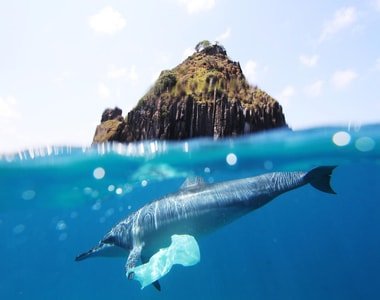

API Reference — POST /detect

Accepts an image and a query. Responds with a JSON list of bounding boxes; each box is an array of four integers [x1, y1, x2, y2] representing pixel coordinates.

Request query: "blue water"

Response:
[[1, 125, 379, 300]]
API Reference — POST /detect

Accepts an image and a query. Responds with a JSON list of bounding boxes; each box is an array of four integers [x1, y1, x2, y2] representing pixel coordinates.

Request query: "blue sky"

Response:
[[1, 0, 379, 153]]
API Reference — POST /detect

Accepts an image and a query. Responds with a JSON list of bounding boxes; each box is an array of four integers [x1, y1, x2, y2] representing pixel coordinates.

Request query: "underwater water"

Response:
[[0, 125, 379, 300]]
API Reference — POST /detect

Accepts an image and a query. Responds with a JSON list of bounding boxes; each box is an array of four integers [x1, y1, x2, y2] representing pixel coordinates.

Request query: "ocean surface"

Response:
[[0, 125, 379, 300]]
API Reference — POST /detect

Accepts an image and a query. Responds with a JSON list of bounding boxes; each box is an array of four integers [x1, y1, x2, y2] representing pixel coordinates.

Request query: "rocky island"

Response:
[[93, 41, 287, 143]]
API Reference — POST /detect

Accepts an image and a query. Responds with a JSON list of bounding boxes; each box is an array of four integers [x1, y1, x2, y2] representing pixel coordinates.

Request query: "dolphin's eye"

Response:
[[102, 235, 114, 244]]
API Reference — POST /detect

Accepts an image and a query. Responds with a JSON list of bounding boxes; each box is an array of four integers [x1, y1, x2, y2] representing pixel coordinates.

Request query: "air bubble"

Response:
[[56, 220, 67, 231], [332, 131, 351, 146], [92, 201, 102, 211], [83, 187, 92, 195], [355, 137, 375, 152], [105, 208, 115, 217], [93, 167, 105, 180], [21, 190, 36, 201], [226, 153, 237, 166], [91, 190, 99, 198], [13, 224, 25, 234]]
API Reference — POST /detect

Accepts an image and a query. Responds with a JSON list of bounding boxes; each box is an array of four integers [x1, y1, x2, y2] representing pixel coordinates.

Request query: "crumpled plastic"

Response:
[[128, 234, 200, 289]]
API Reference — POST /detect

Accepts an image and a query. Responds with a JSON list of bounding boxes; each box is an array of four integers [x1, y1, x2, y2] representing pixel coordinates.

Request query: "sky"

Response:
[[1, 0, 379, 153]]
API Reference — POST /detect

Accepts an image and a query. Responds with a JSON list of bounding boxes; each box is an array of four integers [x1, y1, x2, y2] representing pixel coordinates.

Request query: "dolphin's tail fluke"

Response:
[[304, 166, 337, 194]]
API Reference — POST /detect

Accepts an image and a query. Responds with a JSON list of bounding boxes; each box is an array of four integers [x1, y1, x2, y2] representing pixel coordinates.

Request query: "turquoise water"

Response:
[[1, 125, 379, 299]]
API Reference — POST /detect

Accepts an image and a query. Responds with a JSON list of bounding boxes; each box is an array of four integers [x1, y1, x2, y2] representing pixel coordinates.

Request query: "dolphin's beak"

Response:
[[75, 242, 127, 261], [75, 242, 110, 261]]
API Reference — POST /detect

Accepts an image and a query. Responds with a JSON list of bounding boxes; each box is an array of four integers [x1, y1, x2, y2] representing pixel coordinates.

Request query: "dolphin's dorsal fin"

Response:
[[180, 176, 207, 191]]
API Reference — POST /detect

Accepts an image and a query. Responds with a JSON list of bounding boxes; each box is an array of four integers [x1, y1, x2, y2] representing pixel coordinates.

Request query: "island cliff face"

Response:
[[93, 44, 287, 143]]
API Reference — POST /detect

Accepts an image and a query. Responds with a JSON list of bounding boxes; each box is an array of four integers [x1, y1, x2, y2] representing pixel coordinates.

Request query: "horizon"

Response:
[[1, 0, 380, 153]]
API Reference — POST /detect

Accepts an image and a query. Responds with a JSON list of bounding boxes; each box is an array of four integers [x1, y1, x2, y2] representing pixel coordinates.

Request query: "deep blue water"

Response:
[[0, 125, 379, 300]]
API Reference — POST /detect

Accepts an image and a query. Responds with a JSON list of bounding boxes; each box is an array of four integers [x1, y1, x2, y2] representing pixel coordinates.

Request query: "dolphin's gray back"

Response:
[[132, 171, 307, 253]]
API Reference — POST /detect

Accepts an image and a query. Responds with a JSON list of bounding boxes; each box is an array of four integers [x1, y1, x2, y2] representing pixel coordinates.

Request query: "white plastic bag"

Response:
[[128, 234, 200, 289]]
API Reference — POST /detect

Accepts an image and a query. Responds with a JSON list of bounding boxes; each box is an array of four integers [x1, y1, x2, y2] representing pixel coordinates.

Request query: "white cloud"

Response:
[[107, 65, 138, 81], [299, 54, 319, 67], [178, 0, 216, 14], [331, 69, 357, 89], [277, 85, 296, 106], [243, 60, 258, 83], [215, 27, 231, 42], [88, 6, 126, 35], [0, 96, 20, 119], [319, 6, 357, 42], [98, 82, 111, 99], [305, 80, 323, 97]]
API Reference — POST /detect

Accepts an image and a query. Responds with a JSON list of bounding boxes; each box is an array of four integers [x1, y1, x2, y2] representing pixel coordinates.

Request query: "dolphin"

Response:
[[75, 166, 336, 290]]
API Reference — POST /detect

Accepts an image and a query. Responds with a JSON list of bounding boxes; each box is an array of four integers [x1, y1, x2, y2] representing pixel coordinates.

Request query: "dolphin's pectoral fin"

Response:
[[126, 245, 143, 279], [142, 255, 162, 291]]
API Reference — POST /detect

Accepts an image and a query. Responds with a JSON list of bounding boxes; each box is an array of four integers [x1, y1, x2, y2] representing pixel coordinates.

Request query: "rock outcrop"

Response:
[[93, 43, 287, 143]]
